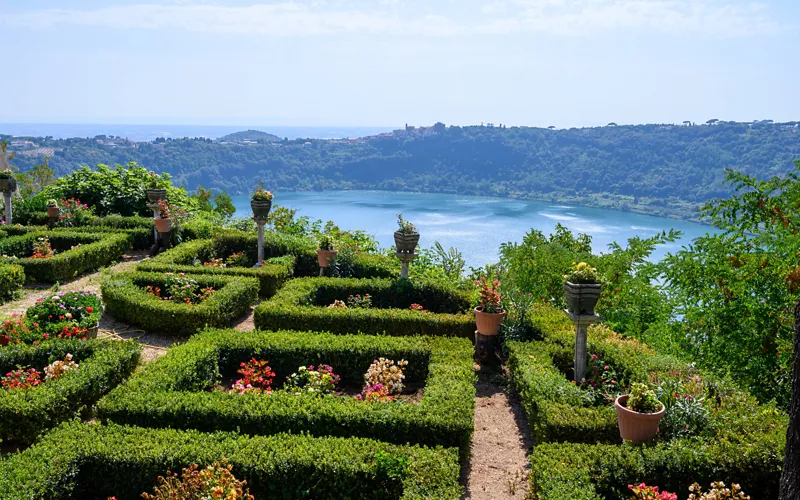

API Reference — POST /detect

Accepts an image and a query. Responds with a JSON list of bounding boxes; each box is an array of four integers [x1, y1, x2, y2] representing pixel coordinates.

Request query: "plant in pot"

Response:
[[154, 200, 184, 233], [563, 261, 603, 315], [146, 171, 169, 203], [394, 212, 419, 254], [251, 182, 273, 219], [475, 276, 506, 335], [0, 170, 17, 194], [615, 382, 665, 443], [46, 199, 59, 217], [316, 234, 338, 268]]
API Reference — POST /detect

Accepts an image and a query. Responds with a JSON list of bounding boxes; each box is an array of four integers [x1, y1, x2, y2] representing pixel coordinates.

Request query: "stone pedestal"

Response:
[[395, 251, 418, 278], [565, 310, 600, 382], [253, 217, 268, 268], [47, 216, 57, 230], [475, 331, 500, 366], [147, 203, 162, 255], [2, 191, 11, 225]]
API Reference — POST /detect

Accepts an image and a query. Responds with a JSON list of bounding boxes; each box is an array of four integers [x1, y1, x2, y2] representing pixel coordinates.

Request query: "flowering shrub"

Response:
[[0, 316, 38, 345], [581, 353, 620, 405], [146, 274, 216, 305], [226, 252, 249, 268], [365, 358, 408, 395], [652, 370, 709, 439], [687, 482, 750, 500], [140, 459, 254, 500], [156, 199, 186, 223], [57, 325, 88, 340], [628, 483, 677, 500], [328, 299, 347, 309], [1, 367, 43, 390], [409, 303, 426, 312], [564, 261, 601, 284], [203, 257, 226, 267], [31, 237, 55, 259], [476, 276, 502, 313], [346, 293, 372, 308], [27, 291, 102, 336], [357, 383, 394, 402], [54, 198, 92, 228], [45, 354, 79, 380], [285, 364, 340, 396], [231, 358, 275, 394]]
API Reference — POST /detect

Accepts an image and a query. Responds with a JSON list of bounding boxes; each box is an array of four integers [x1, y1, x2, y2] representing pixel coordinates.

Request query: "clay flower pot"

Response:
[[474, 307, 506, 336], [146, 188, 167, 203], [251, 199, 272, 219], [564, 281, 602, 315], [47, 207, 59, 217], [154, 218, 172, 233], [614, 394, 665, 444], [317, 248, 338, 268], [394, 231, 420, 254]]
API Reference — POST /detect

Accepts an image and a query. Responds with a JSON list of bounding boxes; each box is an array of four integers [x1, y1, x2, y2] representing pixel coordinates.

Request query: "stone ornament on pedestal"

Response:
[[253, 216, 268, 268], [395, 250, 418, 279]]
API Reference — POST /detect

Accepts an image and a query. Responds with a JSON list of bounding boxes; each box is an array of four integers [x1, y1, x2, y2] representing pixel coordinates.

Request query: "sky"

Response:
[[1, 0, 798, 128]]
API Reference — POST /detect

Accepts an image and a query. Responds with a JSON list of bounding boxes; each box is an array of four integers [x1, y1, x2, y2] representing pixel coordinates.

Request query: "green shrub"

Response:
[[101, 272, 259, 336], [97, 329, 475, 454], [0, 421, 462, 499], [0, 263, 24, 303], [254, 277, 476, 337], [0, 229, 6, 239], [0, 339, 140, 443], [0, 231, 132, 283]]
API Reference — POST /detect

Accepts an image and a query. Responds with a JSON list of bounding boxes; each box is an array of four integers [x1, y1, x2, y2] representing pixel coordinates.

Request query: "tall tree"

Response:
[[781, 299, 800, 499]]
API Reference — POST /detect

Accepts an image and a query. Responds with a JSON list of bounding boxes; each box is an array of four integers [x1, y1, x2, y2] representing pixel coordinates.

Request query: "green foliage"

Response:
[[254, 277, 475, 337], [626, 383, 662, 414], [0, 339, 140, 443], [97, 329, 476, 454], [0, 421, 462, 499], [101, 272, 259, 336], [0, 263, 24, 304]]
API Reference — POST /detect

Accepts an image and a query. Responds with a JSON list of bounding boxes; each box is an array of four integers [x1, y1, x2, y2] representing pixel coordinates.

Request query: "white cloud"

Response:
[[2, 0, 782, 37]]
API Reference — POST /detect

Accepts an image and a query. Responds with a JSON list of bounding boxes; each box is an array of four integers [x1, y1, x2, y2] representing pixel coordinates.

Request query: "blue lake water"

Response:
[[231, 191, 715, 269]]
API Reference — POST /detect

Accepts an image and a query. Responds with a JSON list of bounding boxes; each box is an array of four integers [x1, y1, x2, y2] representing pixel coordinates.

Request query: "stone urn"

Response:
[[614, 394, 665, 444], [47, 206, 59, 217], [251, 199, 272, 219], [0, 177, 17, 193], [394, 231, 420, 254], [564, 282, 602, 315], [317, 248, 338, 268], [146, 188, 167, 203], [154, 218, 172, 233], [474, 307, 506, 336]]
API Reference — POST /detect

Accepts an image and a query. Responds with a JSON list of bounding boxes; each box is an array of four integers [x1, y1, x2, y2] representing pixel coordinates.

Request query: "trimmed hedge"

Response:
[[137, 238, 295, 297], [254, 277, 476, 337], [98, 329, 476, 454], [101, 272, 259, 336], [0, 231, 132, 283], [0, 263, 24, 303], [0, 339, 140, 443], [0, 421, 462, 499]]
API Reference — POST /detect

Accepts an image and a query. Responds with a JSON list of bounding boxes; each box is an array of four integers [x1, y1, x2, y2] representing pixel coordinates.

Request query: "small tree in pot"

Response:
[[564, 262, 602, 315], [475, 276, 506, 335], [394, 213, 419, 254], [615, 383, 665, 443], [154, 200, 185, 233], [316, 234, 338, 268], [251, 182, 273, 219], [46, 199, 59, 217], [146, 171, 169, 203]]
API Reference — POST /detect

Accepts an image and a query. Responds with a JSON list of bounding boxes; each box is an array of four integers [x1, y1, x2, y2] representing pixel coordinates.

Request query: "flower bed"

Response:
[[97, 329, 475, 454], [101, 272, 259, 336], [0, 263, 24, 304], [1, 291, 103, 346], [254, 277, 476, 337], [0, 231, 132, 282], [0, 421, 462, 499], [0, 338, 140, 443]]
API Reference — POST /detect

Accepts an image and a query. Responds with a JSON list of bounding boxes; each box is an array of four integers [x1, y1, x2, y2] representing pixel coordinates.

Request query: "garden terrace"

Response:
[[0, 338, 140, 443], [0, 231, 132, 283], [101, 272, 259, 336], [0, 421, 462, 499], [97, 329, 476, 454], [254, 277, 476, 337], [0, 216, 154, 249]]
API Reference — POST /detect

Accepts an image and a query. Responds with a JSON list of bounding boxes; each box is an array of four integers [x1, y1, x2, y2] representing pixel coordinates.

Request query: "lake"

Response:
[[231, 191, 715, 269]]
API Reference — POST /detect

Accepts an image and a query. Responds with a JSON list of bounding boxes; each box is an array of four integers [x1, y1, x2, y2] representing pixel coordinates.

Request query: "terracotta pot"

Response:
[[47, 207, 59, 217], [615, 394, 665, 444], [251, 199, 272, 219], [474, 307, 506, 336], [317, 248, 338, 268], [564, 282, 602, 315], [0, 177, 17, 193], [146, 188, 167, 203], [394, 231, 420, 254], [154, 218, 172, 233]]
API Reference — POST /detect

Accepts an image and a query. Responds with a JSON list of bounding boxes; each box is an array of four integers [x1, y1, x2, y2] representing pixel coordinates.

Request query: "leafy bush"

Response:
[[254, 277, 475, 337], [0, 338, 140, 443], [97, 329, 475, 454], [0, 263, 24, 303], [0, 421, 462, 499], [101, 272, 259, 336]]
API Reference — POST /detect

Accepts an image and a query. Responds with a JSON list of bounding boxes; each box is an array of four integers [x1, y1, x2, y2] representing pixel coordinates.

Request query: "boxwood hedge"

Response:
[[254, 277, 476, 337], [0, 231, 132, 283], [0, 338, 140, 443], [97, 329, 476, 454], [101, 272, 259, 336], [0, 421, 462, 499], [0, 263, 24, 303]]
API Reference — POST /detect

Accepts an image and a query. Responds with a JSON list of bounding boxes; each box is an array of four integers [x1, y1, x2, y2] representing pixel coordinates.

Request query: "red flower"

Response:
[[85, 306, 93, 313]]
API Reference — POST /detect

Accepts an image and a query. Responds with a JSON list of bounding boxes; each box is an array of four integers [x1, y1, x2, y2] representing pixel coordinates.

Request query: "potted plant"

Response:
[[615, 383, 665, 443], [46, 199, 59, 217], [146, 171, 168, 203], [475, 276, 506, 335], [394, 213, 419, 254], [154, 199, 180, 233], [251, 182, 273, 219], [316, 234, 338, 268], [563, 262, 602, 315], [0, 170, 17, 194]]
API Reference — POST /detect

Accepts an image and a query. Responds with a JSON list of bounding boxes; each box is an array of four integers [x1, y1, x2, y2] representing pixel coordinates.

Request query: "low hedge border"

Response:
[[97, 329, 476, 454], [0, 421, 462, 499], [137, 238, 295, 297], [101, 272, 259, 336], [0, 231, 132, 283], [0, 263, 25, 304], [254, 277, 476, 337], [0, 338, 140, 443]]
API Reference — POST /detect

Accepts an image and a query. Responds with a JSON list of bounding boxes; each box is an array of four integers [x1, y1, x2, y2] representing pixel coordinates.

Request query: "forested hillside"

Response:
[[5, 121, 800, 219]]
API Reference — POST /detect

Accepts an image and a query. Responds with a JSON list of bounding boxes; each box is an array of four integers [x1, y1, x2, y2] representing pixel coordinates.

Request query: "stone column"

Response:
[[396, 251, 418, 278], [565, 311, 600, 382], [254, 217, 268, 268], [3, 191, 11, 225], [146, 202, 161, 254]]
